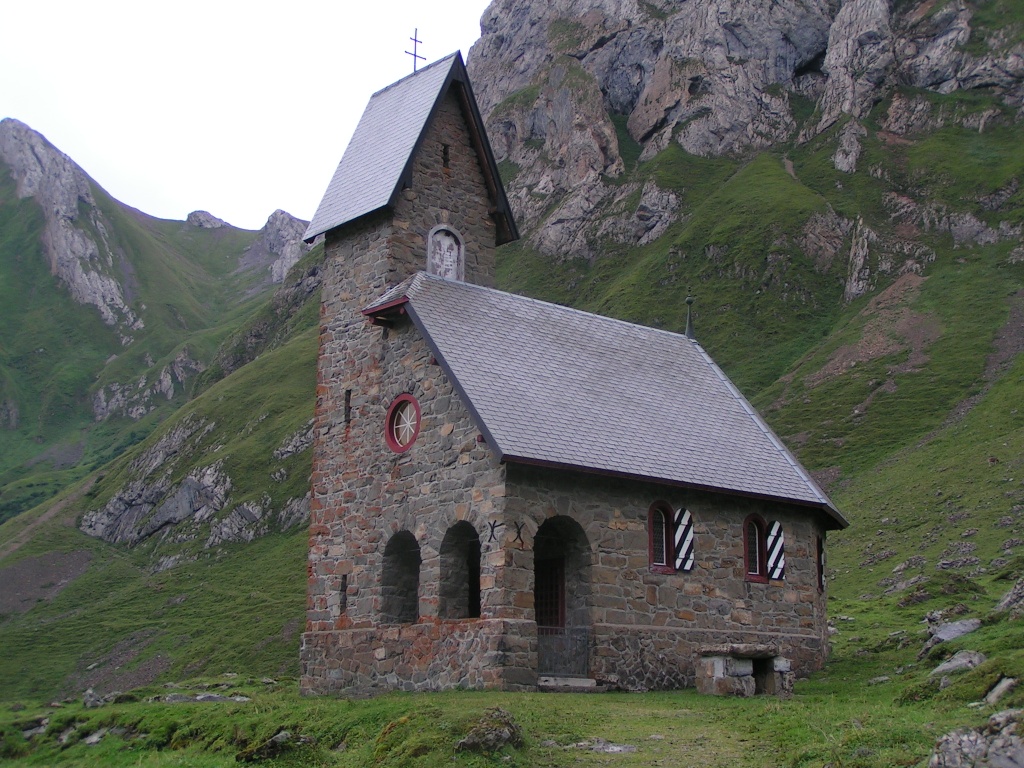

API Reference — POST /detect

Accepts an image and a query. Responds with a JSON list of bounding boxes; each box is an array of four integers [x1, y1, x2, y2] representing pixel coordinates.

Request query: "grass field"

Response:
[[3, 601, 1023, 767]]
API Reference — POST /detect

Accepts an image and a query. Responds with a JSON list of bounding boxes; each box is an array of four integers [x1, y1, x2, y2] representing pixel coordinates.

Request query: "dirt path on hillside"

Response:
[[942, 288, 1024, 427], [783, 157, 798, 180], [0, 475, 98, 561]]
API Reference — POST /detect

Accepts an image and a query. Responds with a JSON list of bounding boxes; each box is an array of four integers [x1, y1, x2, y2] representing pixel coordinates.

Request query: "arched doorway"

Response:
[[534, 516, 591, 677]]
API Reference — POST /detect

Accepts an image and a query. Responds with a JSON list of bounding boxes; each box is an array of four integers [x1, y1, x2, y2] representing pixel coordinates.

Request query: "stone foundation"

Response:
[[300, 619, 537, 695], [302, 619, 822, 695]]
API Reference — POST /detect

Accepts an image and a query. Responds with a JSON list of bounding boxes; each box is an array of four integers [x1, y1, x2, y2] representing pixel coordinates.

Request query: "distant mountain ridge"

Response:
[[0, 117, 310, 524], [0, 118, 310, 329]]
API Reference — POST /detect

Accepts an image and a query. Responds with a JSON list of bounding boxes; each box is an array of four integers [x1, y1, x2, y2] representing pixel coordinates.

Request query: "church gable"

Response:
[[304, 52, 517, 249], [388, 86, 501, 287]]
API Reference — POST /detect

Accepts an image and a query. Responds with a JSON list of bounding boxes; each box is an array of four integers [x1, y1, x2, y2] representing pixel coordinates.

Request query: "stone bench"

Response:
[[695, 644, 794, 698]]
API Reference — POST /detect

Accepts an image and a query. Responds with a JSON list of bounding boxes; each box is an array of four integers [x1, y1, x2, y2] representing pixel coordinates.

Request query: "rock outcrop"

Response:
[[471, 0, 834, 158], [80, 416, 221, 544], [236, 209, 311, 285], [996, 576, 1024, 618], [92, 348, 206, 421], [186, 210, 229, 229], [80, 412, 311, 554], [0, 118, 144, 342], [929, 709, 1024, 767], [467, 0, 1024, 265]]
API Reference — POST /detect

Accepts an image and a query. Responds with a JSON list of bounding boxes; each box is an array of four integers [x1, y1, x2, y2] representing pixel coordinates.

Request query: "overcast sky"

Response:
[[1, 0, 492, 230]]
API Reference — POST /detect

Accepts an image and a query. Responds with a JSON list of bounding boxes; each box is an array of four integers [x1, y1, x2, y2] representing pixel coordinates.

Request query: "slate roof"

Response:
[[366, 273, 846, 528], [304, 53, 517, 244]]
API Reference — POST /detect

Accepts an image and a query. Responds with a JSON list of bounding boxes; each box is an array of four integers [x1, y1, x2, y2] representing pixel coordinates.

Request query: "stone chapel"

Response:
[[299, 52, 847, 696]]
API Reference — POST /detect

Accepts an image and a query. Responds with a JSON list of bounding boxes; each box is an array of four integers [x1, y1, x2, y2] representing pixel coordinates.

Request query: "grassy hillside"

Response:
[[0, 325, 317, 699], [0, 159, 287, 526], [0, 171, 122, 521]]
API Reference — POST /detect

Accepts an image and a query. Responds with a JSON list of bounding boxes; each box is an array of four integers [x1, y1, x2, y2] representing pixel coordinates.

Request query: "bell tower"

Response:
[[300, 52, 518, 694]]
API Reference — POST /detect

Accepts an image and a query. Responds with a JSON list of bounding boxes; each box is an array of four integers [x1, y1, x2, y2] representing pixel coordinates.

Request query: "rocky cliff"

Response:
[[237, 209, 312, 286], [0, 118, 144, 344], [467, 0, 1024, 266]]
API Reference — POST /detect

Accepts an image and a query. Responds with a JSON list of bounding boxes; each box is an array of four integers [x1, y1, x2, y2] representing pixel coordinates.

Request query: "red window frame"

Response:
[[744, 514, 768, 583], [384, 394, 421, 453], [648, 503, 675, 574]]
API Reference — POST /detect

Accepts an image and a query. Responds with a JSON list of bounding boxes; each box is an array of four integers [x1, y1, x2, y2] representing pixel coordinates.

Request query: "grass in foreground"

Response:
[[0, 655, 1014, 768], [3, 600, 1024, 768]]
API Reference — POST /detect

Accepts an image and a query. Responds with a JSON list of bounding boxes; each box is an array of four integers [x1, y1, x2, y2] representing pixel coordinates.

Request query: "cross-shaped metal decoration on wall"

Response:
[[405, 28, 425, 72], [512, 522, 525, 544], [487, 519, 503, 542]]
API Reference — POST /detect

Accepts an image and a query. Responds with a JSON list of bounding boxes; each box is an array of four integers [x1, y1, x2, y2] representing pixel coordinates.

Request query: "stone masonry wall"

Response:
[[502, 465, 831, 690], [302, 76, 832, 696], [302, 314, 523, 694], [303, 81, 509, 695], [390, 88, 497, 288]]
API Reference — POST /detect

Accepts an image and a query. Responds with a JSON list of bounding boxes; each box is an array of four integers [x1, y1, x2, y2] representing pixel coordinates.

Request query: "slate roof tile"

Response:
[[304, 55, 459, 241], [369, 273, 845, 528]]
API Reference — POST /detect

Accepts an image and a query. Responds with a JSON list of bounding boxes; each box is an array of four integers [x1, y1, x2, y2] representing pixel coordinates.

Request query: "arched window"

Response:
[[439, 522, 481, 619], [427, 225, 464, 281], [381, 530, 421, 623], [648, 504, 673, 572], [744, 514, 768, 583], [649, 503, 695, 573]]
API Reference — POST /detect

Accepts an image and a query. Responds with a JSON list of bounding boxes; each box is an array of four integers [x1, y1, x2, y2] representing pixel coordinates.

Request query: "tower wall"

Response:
[[301, 85, 512, 695], [391, 88, 498, 288]]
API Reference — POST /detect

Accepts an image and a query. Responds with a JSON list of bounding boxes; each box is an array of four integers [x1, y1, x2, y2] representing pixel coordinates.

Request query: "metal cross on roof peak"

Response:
[[405, 28, 425, 72]]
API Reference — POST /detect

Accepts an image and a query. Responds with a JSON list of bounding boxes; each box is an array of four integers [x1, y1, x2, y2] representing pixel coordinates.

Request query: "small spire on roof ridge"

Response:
[[406, 28, 425, 72], [684, 289, 695, 340]]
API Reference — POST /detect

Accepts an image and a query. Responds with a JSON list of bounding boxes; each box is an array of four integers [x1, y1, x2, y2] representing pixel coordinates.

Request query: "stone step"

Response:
[[537, 676, 605, 693]]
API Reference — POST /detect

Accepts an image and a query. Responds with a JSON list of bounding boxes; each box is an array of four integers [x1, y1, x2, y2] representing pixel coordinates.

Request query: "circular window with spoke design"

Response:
[[385, 394, 421, 453]]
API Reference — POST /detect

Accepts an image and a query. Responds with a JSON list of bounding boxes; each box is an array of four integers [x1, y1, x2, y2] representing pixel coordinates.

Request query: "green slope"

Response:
[[0, 158, 288, 525], [0, 170, 123, 522], [0, 326, 317, 699]]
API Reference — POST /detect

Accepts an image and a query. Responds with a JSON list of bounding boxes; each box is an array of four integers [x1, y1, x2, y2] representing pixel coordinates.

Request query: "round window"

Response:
[[385, 394, 421, 453]]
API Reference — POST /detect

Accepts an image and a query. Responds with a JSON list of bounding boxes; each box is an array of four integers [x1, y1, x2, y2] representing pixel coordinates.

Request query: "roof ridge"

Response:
[[370, 52, 460, 99], [411, 271, 701, 345]]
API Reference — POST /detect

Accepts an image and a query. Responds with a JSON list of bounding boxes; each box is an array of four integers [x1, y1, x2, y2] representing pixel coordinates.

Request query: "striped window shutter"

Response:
[[767, 521, 785, 580], [673, 508, 695, 572]]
